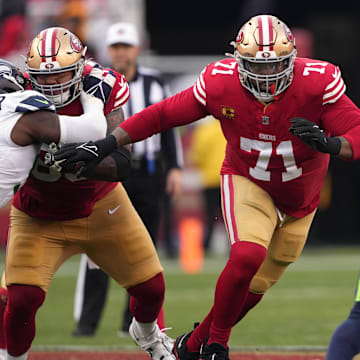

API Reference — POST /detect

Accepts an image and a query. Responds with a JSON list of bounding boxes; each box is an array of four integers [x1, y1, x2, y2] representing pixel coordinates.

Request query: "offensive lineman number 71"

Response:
[[211, 61, 328, 183], [240, 137, 302, 182]]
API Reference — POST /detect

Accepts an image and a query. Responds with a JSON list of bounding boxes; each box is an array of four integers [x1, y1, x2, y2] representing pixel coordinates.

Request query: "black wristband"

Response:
[[110, 147, 131, 181], [325, 137, 341, 155], [96, 134, 117, 158]]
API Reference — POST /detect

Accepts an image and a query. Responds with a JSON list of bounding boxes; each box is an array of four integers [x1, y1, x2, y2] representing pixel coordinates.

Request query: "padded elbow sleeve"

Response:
[[110, 147, 131, 181]]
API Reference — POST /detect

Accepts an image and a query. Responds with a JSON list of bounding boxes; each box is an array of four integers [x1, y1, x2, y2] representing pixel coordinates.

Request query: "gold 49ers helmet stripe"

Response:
[[258, 15, 274, 51], [40, 28, 58, 62]]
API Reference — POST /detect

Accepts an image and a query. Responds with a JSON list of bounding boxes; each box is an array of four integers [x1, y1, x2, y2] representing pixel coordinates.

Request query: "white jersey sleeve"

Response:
[[0, 90, 51, 208]]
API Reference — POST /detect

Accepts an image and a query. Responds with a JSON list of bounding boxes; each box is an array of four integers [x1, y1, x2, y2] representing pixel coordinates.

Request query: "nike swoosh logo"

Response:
[[35, 98, 49, 104], [108, 205, 121, 215], [178, 334, 187, 348]]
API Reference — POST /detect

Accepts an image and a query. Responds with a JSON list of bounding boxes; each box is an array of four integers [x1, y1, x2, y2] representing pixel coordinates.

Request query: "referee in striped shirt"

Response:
[[72, 22, 183, 337]]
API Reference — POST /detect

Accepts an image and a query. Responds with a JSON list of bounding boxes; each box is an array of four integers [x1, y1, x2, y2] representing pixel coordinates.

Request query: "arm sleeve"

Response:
[[58, 94, 107, 144], [119, 86, 208, 142], [321, 94, 360, 160]]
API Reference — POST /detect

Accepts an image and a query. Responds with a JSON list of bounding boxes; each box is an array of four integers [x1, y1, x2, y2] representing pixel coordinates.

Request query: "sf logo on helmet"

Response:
[[70, 34, 83, 53]]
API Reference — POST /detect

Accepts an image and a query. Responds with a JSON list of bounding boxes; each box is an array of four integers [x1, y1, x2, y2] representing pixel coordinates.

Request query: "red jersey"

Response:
[[120, 57, 360, 217], [13, 63, 130, 220]]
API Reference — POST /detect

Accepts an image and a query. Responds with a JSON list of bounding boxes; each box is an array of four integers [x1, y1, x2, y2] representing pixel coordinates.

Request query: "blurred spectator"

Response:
[[0, 14, 31, 70], [56, 0, 88, 42], [189, 116, 226, 252], [292, 28, 314, 58]]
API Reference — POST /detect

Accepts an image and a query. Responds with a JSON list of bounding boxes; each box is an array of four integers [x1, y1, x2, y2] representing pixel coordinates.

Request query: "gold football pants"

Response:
[[5, 183, 163, 292], [221, 175, 316, 294]]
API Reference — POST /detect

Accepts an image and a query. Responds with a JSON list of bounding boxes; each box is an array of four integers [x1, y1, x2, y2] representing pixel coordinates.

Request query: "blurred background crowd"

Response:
[[0, 0, 360, 257]]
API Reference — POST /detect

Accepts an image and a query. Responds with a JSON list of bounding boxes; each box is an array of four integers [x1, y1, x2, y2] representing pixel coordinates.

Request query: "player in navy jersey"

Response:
[[54, 14, 360, 360]]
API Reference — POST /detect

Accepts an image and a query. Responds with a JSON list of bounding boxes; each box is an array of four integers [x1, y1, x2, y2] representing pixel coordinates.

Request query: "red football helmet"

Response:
[[232, 15, 296, 102], [26, 27, 87, 108]]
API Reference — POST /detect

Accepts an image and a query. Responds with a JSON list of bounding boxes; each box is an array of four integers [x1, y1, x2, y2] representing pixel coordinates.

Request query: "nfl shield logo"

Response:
[[262, 115, 270, 125]]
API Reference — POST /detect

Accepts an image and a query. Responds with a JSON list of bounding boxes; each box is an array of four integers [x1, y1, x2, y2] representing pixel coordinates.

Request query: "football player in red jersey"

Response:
[[0, 57, 132, 360], [54, 15, 360, 360], [1, 28, 174, 360]]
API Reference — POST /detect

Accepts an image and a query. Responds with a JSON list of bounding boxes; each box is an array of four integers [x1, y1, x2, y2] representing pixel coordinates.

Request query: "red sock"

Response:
[[187, 291, 264, 352], [128, 272, 165, 323], [5, 285, 45, 356], [0, 287, 7, 349], [207, 241, 266, 348], [186, 307, 214, 352], [233, 292, 263, 325]]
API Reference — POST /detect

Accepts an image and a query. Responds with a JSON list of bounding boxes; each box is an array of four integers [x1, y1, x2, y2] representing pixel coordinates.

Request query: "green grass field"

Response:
[[1, 245, 358, 351]]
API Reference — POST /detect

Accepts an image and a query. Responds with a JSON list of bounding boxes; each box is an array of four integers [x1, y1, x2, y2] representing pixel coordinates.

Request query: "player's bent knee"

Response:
[[249, 275, 273, 294], [230, 242, 267, 280], [7, 284, 45, 312], [128, 272, 165, 302], [250, 259, 292, 293]]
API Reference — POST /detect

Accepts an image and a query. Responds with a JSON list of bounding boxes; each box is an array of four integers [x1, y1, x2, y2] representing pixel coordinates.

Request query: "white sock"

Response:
[[0, 349, 5, 360], [133, 318, 157, 337], [6, 351, 28, 360]]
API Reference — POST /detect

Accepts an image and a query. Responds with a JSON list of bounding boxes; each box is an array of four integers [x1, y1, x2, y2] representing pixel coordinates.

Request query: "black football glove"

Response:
[[83, 63, 116, 105], [289, 117, 341, 155], [53, 135, 118, 176]]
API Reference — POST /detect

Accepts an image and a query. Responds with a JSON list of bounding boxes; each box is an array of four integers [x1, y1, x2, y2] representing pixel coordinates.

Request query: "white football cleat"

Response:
[[129, 318, 175, 360]]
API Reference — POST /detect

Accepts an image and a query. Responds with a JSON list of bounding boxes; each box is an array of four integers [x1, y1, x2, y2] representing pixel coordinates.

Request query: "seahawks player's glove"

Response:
[[289, 117, 341, 155], [53, 135, 118, 176], [83, 63, 116, 104]]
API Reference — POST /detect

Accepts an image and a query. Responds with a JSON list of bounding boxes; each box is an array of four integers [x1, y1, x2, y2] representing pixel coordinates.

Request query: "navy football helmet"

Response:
[[0, 59, 28, 93]]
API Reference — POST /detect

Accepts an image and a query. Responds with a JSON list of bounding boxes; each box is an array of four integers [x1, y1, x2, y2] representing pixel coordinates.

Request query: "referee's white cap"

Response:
[[106, 22, 139, 47]]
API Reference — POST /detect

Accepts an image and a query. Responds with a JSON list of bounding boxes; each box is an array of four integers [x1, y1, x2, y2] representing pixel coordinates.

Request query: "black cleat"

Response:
[[199, 342, 229, 360], [173, 323, 200, 360]]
